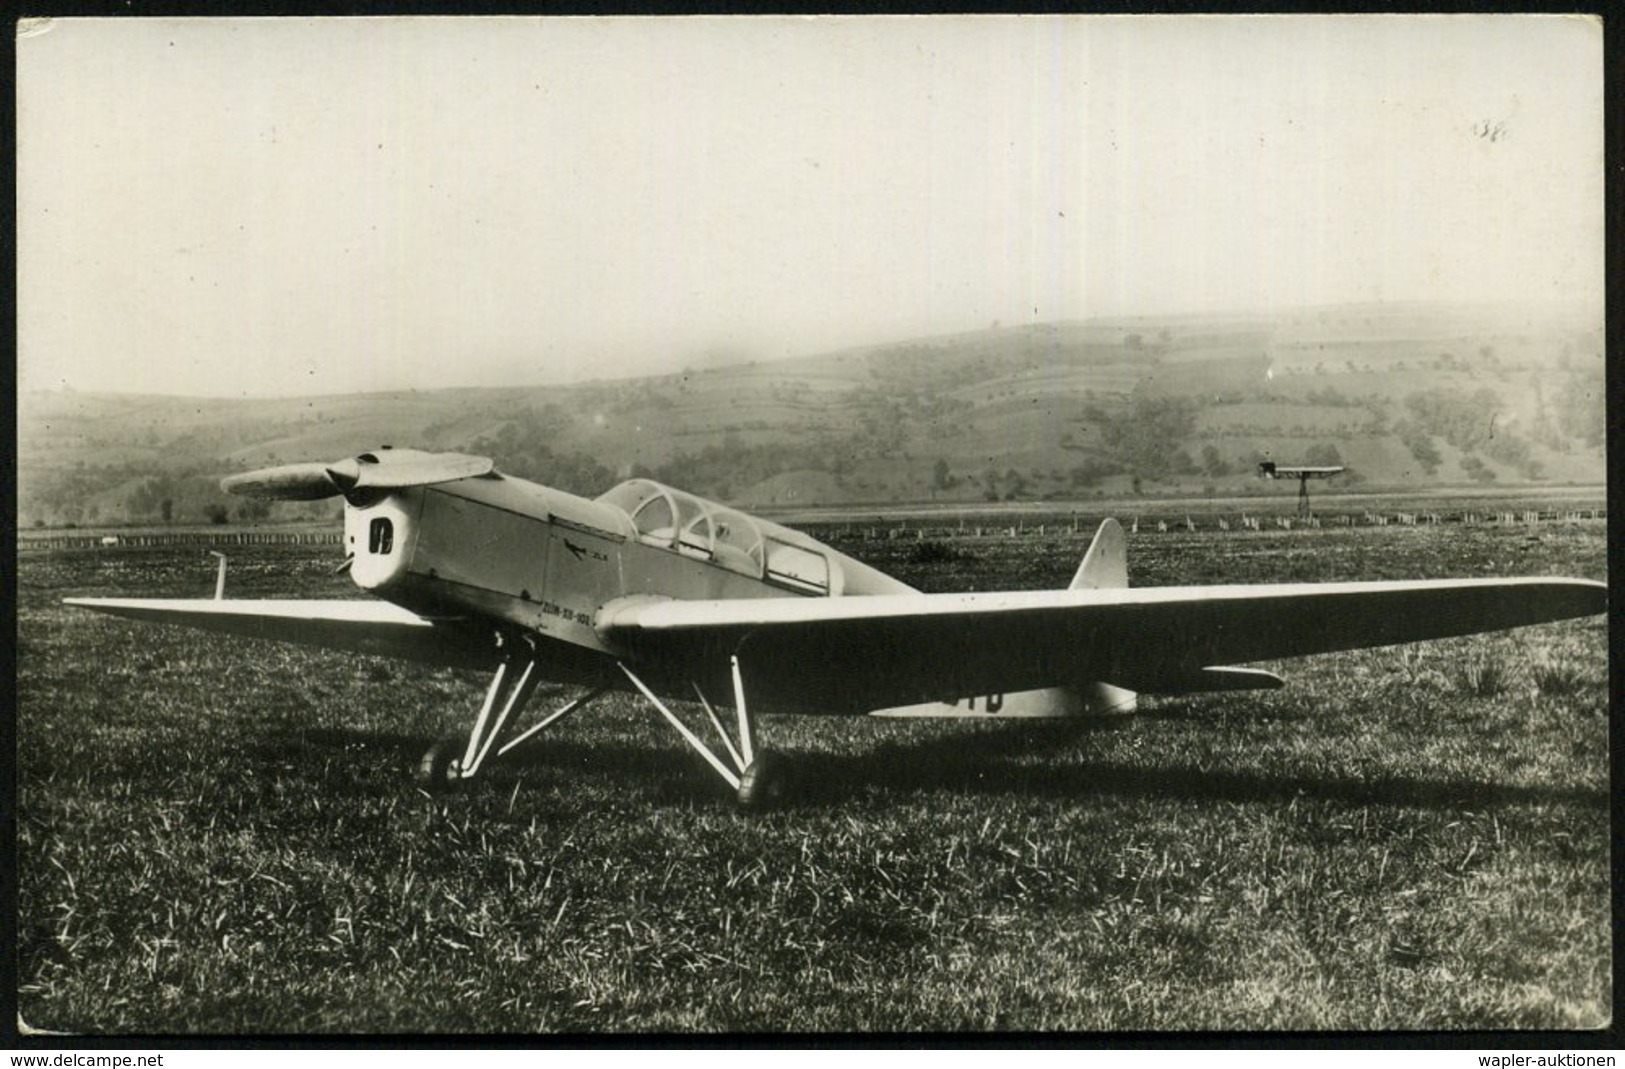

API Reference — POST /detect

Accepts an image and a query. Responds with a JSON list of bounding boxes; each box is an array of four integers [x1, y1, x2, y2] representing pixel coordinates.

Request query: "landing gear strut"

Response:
[[617, 655, 787, 809], [416, 639, 607, 793], [419, 645, 784, 808]]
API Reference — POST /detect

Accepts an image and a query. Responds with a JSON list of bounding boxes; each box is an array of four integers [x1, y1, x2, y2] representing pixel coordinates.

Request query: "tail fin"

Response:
[[870, 517, 1139, 719], [1070, 518, 1127, 590], [1065, 518, 1137, 713]]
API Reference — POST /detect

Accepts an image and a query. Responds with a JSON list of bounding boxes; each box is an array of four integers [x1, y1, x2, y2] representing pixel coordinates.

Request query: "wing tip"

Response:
[[63, 596, 120, 609]]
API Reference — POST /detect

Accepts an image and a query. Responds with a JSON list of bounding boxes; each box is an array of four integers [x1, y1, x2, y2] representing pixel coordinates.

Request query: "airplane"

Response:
[[1256, 461, 1345, 479], [1258, 460, 1346, 518], [65, 447, 1605, 808]]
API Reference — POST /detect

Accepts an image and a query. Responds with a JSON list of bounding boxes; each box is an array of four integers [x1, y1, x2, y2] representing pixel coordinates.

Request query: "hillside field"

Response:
[[17, 300, 1605, 527]]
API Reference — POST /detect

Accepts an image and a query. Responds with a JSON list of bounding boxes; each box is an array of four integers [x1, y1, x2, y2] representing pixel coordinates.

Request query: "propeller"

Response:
[[222, 449, 497, 501]]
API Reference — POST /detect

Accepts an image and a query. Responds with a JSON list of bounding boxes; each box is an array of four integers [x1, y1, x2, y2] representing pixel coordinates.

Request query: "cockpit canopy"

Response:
[[596, 478, 832, 593]]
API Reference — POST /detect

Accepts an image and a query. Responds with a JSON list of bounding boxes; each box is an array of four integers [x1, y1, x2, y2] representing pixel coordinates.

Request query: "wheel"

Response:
[[415, 736, 464, 792], [736, 752, 794, 810]]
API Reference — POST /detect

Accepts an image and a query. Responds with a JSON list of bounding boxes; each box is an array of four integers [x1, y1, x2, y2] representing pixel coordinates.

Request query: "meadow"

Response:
[[15, 519, 1611, 1034]]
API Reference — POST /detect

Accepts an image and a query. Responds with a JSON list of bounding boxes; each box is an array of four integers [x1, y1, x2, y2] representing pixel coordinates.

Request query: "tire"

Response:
[[736, 752, 794, 810], [415, 736, 464, 792]]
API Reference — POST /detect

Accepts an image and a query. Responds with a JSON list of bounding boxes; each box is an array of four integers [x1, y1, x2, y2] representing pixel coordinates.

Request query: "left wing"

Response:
[[597, 577, 1605, 714], [64, 598, 494, 668]]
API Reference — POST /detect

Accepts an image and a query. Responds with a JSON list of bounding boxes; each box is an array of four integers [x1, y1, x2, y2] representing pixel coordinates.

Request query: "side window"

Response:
[[632, 495, 676, 546], [678, 514, 713, 557], [710, 514, 763, 578], [764, 538, 829, 594], [369, 517, 394, 555]]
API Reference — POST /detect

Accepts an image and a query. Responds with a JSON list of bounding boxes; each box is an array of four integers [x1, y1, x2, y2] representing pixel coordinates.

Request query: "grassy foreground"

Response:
[[15, 523, 1610, 1033]]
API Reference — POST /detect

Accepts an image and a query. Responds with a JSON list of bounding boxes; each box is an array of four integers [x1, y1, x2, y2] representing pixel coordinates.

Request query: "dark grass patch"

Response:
[[16, 523, 1610, 1032], [906, 538, 966, 565], [1455, 654, 1510, 698], [1529, 652, 1592, 699]]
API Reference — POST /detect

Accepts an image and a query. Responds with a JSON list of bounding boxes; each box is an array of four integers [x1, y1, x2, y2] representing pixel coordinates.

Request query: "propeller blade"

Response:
[[346, 450, 495, 489], [222, 450, 497, 501], [221, 462, 343, 500]]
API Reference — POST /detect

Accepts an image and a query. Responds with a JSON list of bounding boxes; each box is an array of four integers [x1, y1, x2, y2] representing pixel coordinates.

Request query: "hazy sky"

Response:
[[18, 15, 1603, 397]]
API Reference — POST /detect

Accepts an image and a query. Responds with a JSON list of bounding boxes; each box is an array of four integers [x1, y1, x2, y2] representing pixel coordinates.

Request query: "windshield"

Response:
[[597, 478, 771, 579]]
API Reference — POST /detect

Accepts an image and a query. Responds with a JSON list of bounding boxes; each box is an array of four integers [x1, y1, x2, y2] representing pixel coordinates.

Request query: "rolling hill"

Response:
[[17, 301, 1604, 527]]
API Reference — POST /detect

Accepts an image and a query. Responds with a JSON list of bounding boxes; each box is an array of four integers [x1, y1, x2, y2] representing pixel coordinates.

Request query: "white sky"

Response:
[[17, 15, 1604, 397]]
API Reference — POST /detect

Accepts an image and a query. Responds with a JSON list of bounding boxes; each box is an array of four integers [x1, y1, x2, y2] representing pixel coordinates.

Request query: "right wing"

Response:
[[64, 598, 495, 668], [598, 577, 1606, 714]]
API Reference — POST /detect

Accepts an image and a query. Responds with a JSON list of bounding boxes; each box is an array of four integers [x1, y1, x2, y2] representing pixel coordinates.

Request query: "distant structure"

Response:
[[1258, 460, 1345, 519]]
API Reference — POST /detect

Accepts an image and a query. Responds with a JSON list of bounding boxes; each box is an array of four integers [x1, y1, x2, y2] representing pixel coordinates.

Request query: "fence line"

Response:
[[21, 530, 345, 551], [19, 506, 1605, 551], [797, 506, 1602, 543]]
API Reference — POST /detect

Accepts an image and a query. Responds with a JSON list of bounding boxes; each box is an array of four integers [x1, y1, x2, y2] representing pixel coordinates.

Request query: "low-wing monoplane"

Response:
[[67, 448, 1605, 807]]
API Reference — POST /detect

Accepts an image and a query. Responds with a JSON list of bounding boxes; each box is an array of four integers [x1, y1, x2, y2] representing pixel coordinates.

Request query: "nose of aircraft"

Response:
[[346, 491, 418, 591]]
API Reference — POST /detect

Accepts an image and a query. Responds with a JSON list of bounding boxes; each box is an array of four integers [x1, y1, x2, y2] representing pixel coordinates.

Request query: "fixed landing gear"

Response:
[[417, 645, 785, 807]]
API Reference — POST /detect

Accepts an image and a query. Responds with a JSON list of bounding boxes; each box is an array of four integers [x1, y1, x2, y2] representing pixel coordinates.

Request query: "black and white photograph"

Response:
[[14, 15, 1608, 1035]]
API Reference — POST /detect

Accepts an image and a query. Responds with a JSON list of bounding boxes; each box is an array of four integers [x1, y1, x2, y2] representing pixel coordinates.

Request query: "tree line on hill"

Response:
[[21, 466, 327, 529]]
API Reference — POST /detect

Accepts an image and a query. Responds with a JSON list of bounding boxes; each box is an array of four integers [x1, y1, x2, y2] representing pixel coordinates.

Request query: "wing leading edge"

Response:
[[63, 598, 494, 668], [597, 577, 1605, 714]]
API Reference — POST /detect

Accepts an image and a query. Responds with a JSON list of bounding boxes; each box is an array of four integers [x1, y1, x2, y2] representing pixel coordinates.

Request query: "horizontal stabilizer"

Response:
[[1132, 665, 1285, 694], [871, 680, 1138, 718]]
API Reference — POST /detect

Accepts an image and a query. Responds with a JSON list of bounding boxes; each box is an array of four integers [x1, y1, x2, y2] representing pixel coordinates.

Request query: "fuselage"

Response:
[[339, 471, 1134, 717], [343, 473, 912, 686]]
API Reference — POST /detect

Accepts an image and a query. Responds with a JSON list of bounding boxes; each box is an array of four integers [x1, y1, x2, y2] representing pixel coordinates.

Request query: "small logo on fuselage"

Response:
[[562, 538, 607, 563]]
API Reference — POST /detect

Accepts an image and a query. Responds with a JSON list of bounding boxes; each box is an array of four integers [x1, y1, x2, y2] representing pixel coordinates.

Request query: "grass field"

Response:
[[15, 521, 1610, 1033]]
